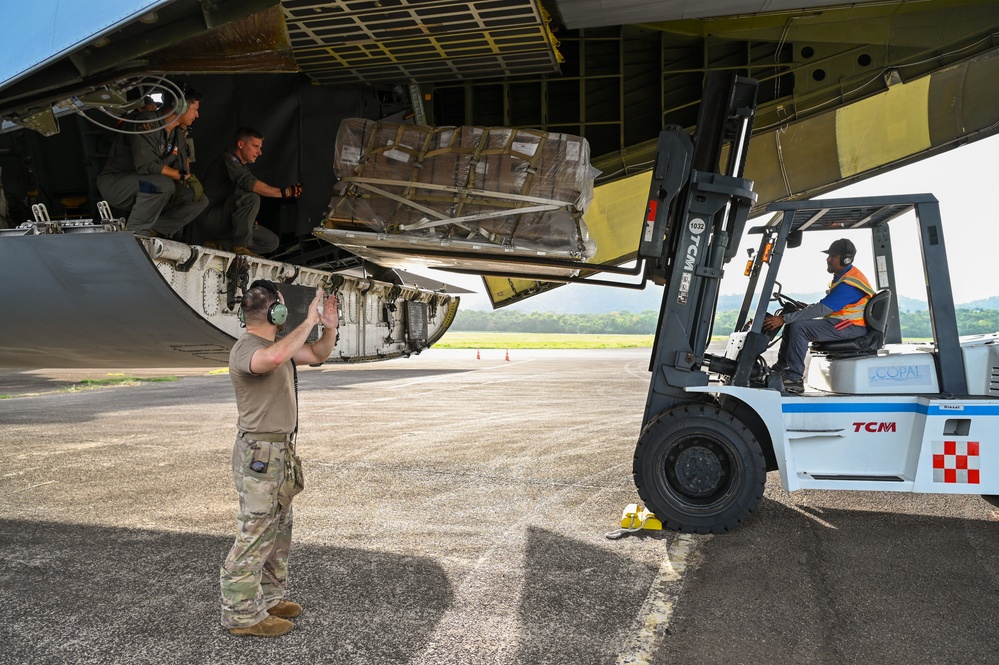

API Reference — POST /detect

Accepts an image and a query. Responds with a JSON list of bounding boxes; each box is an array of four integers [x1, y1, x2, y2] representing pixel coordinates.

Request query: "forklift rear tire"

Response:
[[982, 495, 999, 509], [633, 403, 766, 534]]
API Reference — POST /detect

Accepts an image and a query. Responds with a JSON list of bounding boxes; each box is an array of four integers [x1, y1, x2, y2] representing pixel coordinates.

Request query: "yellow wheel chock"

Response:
[[620, 503, 663, 530], [606, 503, 663, 539]]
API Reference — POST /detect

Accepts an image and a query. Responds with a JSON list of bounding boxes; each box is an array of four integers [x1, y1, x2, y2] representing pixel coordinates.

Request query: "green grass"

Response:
[[1, 374, 181, 400], [435, 331, 655, 349], [67, 376, 179, 391]]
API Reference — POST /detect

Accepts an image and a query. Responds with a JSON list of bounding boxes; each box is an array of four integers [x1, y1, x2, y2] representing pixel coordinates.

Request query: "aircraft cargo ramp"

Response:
[[0, 218, 458, 369]]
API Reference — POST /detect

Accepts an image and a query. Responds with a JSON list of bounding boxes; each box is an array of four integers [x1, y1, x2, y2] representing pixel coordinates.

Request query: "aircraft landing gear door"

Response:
[[633, 404, 766, 533]]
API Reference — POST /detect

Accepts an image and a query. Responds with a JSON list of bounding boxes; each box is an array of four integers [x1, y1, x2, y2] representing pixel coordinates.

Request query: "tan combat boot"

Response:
[[229, 615, 293, 638], [267, 600, 302, 619]]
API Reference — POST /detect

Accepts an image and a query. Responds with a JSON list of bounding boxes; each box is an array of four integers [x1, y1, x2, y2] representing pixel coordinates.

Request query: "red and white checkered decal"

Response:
[[932, 440, 980, 484]]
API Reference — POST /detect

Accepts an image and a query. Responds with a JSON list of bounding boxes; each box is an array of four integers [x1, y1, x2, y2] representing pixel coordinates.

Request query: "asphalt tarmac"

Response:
[[1, 348, 996, 665]]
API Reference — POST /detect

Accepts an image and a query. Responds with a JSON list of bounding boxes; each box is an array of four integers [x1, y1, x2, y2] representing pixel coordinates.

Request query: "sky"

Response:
[[414, 132, 999, 311]]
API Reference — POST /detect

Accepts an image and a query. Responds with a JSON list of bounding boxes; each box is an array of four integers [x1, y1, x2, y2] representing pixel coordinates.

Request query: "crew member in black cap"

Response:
[[763, 238, 875, 393]]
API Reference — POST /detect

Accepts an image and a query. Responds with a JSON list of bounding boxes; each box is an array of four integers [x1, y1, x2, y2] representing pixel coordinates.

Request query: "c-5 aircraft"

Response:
[[2, 0, 998, 368]]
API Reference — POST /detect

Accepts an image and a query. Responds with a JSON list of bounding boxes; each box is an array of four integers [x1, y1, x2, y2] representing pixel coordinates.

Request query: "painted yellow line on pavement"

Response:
[[616, 533, 700, 665]]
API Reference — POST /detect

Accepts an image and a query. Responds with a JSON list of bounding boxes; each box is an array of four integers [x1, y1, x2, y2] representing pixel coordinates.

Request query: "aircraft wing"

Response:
[[2, 0, 999, 308]]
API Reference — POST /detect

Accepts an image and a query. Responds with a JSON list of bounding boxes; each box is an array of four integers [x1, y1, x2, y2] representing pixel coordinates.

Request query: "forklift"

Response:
[[633, 73, 999, 533]]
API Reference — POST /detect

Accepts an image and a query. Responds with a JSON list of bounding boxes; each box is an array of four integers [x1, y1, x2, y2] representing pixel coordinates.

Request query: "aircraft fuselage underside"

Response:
[[0, 218, 458, 369]]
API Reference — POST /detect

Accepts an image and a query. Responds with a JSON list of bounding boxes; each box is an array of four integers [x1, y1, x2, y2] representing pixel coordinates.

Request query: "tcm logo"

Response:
[[852, 421, 897, 433]]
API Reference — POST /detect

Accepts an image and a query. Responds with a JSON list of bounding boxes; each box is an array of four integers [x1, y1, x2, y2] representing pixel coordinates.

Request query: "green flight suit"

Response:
[[96, 113, 209, 236], [192, 151, 279, 253]]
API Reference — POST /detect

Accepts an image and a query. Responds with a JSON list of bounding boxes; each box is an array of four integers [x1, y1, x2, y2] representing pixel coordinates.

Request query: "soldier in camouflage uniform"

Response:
[[221, 279, 339, 638], [96, 88, 208, 237]]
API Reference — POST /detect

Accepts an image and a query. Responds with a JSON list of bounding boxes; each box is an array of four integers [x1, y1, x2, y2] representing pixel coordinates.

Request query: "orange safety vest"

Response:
[[826, 266, 875, 327]]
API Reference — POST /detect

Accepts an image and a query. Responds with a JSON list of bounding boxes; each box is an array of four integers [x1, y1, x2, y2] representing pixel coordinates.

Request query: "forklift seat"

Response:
[[811, 289, 892, 358]]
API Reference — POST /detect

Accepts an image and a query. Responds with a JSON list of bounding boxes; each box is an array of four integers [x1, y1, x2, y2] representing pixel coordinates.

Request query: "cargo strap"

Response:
[[339, 176, 568, 237]]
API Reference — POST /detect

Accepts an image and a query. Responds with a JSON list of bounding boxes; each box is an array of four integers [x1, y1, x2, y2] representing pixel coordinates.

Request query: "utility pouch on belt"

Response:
[[292, 452, 305, 495], [249, 441, 271, 474], [277, 451, 304, 508]]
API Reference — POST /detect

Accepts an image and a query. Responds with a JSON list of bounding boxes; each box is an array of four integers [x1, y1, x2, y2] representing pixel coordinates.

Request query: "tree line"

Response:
[[452, 308, 999, 337]]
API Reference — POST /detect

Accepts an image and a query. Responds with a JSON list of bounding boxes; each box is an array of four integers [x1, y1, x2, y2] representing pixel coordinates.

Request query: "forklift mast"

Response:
[[639, 73, 759, 430]]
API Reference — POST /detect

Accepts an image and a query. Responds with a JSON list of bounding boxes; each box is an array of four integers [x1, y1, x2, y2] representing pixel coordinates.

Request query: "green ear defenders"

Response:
[[238, 279, 289, 326]]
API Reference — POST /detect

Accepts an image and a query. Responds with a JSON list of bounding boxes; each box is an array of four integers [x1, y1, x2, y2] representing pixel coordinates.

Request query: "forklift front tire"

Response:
[[633, 403, 766, 534]]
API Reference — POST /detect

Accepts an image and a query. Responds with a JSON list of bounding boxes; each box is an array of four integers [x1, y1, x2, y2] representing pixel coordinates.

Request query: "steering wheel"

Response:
[[762, 286, 807, 343], [773, 291, 807, 312]]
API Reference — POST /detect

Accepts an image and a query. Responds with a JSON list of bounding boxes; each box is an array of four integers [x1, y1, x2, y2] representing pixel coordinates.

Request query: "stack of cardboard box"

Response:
[[325, 118, 597, 258]]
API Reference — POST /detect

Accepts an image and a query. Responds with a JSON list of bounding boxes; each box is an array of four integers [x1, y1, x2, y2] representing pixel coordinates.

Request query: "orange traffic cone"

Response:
[[505, 349, 510, 361], [476, 349, 480, 360]]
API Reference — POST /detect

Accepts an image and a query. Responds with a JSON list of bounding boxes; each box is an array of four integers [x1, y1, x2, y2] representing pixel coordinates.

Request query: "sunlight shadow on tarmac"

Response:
[[0, 380, 234, 425], [307, 368, 473, 388], [516, 526, 661, 665], [656, 497, 999, 665], [0, 369, 473, 425], [0, 367, 471, 397], [2, 519, 678, 665], [0, 519, 453, 665]]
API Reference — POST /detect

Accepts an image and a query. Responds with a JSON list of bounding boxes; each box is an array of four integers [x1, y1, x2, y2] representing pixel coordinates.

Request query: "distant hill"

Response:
[[463, 282, 987, 314], [462, 281, 667, 313], [963, 296, 999, 310]]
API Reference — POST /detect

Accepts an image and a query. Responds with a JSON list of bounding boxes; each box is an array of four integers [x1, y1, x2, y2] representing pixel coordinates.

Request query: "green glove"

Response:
[[186, 173, 204, 203]]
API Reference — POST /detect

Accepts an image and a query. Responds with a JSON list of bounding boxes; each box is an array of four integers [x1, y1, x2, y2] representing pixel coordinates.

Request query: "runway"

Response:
[[1, 349, 996, 664]]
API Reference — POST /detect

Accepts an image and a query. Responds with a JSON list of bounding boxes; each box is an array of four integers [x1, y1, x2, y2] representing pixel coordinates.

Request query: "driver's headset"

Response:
[[238, 280, 289, 326], [841, 251, 855, 265]]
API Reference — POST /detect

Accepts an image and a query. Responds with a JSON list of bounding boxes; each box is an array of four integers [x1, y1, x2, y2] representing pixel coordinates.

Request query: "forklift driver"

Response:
[[763, 238, 876, 393]]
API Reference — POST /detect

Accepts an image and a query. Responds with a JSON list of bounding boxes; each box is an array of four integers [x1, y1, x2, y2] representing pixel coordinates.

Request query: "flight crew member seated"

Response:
[[763, 238, 876, 394], [96, 88, 208, 238], [192, 127, 302, 258]]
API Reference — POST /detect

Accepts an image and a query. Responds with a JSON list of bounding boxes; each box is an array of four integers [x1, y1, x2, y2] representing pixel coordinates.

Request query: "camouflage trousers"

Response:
[[220, 434, 304, 628]]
